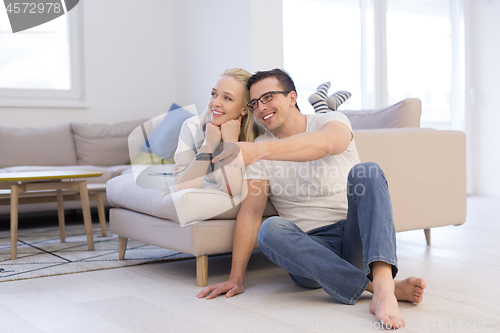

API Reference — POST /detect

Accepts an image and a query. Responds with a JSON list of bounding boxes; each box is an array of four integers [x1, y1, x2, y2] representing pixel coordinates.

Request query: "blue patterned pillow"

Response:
[[140, 104, 193, 159]]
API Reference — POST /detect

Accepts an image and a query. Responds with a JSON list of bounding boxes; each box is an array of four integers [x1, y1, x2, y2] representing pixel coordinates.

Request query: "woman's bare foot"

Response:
[[395, 277, 426, 303], [369, 280, 406, 329]]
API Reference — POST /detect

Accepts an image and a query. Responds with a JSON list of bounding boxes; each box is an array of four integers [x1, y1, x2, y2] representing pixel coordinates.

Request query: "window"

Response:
[[283, 0, 465, 131], [283, 0, 362, 111], [0, 4, 85, 108], [387, 0, 453, 129]]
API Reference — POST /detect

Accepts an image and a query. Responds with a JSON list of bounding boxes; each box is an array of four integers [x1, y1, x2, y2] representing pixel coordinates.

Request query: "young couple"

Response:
[[172, 68, 426, 329]]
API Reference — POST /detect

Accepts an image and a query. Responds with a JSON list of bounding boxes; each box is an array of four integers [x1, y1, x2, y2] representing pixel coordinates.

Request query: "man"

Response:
[[198, 68, 425, 329]]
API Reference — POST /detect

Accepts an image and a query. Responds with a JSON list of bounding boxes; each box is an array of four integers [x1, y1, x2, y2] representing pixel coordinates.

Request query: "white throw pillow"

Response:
[[339, 98, 421, 130]]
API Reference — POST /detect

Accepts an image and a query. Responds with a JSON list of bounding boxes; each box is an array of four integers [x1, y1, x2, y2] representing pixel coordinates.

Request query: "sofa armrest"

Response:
[[353, 129, 466, 232]]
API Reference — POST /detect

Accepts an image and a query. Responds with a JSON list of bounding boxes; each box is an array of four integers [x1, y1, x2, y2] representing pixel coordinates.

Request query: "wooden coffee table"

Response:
[[0, 170, 104, 259]]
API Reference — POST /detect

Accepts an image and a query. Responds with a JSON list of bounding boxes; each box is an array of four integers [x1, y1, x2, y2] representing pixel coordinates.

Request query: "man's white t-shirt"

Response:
[[245, 112, 360, 232]]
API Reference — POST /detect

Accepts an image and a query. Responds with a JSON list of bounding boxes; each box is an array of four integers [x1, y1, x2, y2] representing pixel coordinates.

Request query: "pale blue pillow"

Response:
[[141, 104, 193, 159]]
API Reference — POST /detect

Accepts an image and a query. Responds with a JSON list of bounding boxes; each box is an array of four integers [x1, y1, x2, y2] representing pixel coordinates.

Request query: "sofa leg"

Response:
[[196, 255, 208, 287], [424, 228, 431, 246], [56, 189, 66, 243], [95, 193, 107, 237], [118, 236, 128, 259]]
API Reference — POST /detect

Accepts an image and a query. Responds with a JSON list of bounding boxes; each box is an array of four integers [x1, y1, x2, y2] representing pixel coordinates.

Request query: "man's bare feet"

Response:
[[369, 280, 406, 329], [394, 277, 426, 303], [364, 277, 425, 329], [368, 262, 408, 329]]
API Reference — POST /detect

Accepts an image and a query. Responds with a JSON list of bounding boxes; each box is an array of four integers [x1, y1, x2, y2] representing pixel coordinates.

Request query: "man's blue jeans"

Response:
[[257, 162, 398, 305]]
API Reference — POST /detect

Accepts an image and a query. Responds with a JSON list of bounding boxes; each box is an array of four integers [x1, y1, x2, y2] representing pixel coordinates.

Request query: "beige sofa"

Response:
[[107, 99, 467, 287], [0, 119, 144, 216]]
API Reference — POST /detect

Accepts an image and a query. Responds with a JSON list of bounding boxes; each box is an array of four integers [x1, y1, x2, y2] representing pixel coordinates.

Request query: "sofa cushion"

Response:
[[0, 124, 77, 168], [107, 173, 278, 226], [71, 119, 145, 166], [339, 98, 421, 129]]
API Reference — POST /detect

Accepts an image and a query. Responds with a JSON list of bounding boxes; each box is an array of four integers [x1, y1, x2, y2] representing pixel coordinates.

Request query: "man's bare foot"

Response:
[[395, 277, 426, 303], [369, 281, 406, 329]]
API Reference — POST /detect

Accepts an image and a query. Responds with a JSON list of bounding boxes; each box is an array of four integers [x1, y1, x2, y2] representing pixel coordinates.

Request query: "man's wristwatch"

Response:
[[195, 153, 212, 161]]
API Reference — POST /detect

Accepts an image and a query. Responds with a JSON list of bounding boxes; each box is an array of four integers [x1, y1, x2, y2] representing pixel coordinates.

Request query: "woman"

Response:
[[173, 68, 259, 196]]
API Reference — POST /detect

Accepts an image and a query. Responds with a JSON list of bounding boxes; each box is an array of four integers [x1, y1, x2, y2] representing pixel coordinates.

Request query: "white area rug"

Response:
[[0, 224, 193, 283]]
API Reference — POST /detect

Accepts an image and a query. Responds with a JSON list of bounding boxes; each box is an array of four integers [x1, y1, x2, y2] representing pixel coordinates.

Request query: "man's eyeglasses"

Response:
[[247, 91, 291, 112]]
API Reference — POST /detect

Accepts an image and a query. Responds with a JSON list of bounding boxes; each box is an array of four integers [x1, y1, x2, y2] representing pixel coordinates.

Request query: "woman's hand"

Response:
[[221, 115, 242, 143], [205, 122, 222, 153]]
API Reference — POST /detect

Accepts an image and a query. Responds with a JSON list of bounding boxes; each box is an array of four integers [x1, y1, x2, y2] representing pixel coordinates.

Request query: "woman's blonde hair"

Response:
[[200, 68, 260, 142]]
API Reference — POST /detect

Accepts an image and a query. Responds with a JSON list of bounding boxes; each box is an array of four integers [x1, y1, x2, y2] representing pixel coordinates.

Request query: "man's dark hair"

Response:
[[247, 68, 300, 111]]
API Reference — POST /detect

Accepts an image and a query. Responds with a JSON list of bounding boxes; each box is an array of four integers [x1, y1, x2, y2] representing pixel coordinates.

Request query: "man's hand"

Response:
[[197, 280, 244, 300], [212, 142, 264, 168]]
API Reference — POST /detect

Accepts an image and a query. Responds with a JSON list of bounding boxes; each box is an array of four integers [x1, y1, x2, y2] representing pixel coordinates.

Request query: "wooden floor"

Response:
[[0, 196, 499, 333]]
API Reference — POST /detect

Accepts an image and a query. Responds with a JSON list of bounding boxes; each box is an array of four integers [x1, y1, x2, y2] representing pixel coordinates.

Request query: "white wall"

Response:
[[173, 0, 284, 114], [173, 0, 253, 114], [82, 0, 176, 123], [250, 0, 284, 72], [469, 0, 500, 199], [1, 0, 177, 127]]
